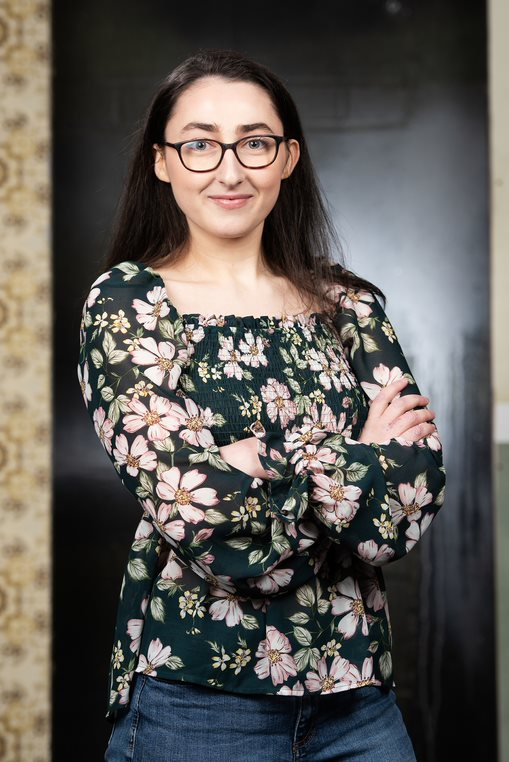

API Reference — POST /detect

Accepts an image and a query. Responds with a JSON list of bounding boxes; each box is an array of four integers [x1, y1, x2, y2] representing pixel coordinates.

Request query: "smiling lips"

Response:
[[208, 195, 253, 209]]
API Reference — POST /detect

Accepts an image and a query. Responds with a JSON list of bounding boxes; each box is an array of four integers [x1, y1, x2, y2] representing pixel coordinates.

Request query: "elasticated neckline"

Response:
[[144, 265, 323, 330]]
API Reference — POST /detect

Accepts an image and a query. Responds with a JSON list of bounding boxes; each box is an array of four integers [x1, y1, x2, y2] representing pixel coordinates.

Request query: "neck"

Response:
[[175, 225, 271, 284]]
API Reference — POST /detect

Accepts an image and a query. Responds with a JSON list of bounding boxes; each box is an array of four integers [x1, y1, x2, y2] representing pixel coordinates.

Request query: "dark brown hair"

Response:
[[104, 48, 385, 320]]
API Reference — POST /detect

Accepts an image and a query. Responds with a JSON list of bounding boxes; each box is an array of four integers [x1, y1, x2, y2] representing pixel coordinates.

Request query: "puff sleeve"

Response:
[[255, 285, 446, 566]]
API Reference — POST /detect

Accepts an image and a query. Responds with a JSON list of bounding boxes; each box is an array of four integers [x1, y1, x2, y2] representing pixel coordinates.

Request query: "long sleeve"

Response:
[[79, 265, 445, 602], [255, 285, 446, 565]]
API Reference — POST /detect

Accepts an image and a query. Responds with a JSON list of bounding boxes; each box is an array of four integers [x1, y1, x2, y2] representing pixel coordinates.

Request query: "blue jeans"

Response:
[[105, 673, 417, 761]]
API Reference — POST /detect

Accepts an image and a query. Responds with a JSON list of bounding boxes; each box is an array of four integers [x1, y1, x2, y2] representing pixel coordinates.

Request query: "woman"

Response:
[[78, 48, 446, 761]]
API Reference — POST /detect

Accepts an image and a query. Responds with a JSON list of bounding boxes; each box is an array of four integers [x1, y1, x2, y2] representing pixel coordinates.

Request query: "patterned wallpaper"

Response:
[[0, 1, 51, 761]]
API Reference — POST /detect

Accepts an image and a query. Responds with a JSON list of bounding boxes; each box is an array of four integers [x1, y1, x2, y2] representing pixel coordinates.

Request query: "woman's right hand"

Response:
[[357, 377, 437, 446]]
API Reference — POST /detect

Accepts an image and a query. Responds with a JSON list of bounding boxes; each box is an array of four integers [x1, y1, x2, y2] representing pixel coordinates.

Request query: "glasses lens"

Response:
[[180, 139, 222, 170], [237, 136, 278, 167]]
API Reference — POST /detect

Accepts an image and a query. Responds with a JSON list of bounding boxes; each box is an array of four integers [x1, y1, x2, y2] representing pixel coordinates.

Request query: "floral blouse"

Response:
[[77, 260, 446, 720]]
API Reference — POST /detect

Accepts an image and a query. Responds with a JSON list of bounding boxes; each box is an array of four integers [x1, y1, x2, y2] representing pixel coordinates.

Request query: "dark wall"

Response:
[[52, 2, 493, 760]]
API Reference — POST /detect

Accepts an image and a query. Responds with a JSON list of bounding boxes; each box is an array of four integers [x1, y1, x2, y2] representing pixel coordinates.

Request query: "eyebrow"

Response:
[[180, 121, 275, 135]]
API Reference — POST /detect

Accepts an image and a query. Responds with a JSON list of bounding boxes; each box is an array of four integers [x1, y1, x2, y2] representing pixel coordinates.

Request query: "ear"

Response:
[[281, 139, 300, 180], [152, 144, 171, 184]]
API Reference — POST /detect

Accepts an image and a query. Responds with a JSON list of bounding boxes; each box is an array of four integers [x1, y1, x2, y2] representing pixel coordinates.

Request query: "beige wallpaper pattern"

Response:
[[0, 1, 51, 760]]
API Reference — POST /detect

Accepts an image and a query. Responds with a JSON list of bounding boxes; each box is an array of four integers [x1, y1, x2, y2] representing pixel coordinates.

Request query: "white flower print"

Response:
[[247, 567, 295, 595], [218, 335, 244, 379], [331, 577, 369, 638], [123, 394, 183, 441], [93, 407, 114, 454], [404, 512, 434, 552], [134, 518, 154, 540], [356, 539, 395, 566], [156, 467, 219, 524], [238, 331, 269, 368], [346, 655, 382, 687], [113, 433, 157, 476], [208, 587, 245, 626], [339, 287, 375, 318], [130, 336, 189, 389], [389, 481, 433, 525], [141, 498, 186, 541], [277, 680, 305, 695], [254, 626, 298, 685], [307, 347, 348, 393], [176, 398, 216, 448], [126, 596, 149, 654], [160, 549, 184, 581], [132, 286, 170, 330], [311, 474, 362, 529], [78, 361, 92, 405], [260, 378, 297, 427], [361, 363, 405, 401], [304, 654, 358, 694], [135, 637, 173, 676]]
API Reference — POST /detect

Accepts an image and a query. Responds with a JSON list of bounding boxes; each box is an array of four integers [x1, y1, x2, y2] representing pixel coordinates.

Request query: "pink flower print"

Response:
[[358, 566, 386, 612], [247, 567, 295, 595], [131, 337, 190, 389], [304, 654, 356, 694], [339, 287, 375, 318], [126, 596, 149, 654], [311, 474, 361, 529], [134, 518, 154, 540], [298, 443, 338, 475], [254, 626, 298, 686], [87, 271, 111, 306], [123, 394, 183, 441], [135, 637, 173, 676], [160, 550, 184, 581], [360, 363, 406, 401], [141, 498, 186, 541], [404, 512, 434, 552], [276, 680, 305, 695], [187, 559, 236, 594], [177, 398, 216, 448], [356, 539, 395, 566], [218, 335, 244, 379], [260, 378, 297, 427], [238, 331, 268, 368], [78, 361, 92, 405], [345, 656, 382, 687], [422, 428, 442, 451], [132, 286, 170, 331], [307, 347, 344, 392], [389, 481, 433, 526], [183, 322, 205, 345], [113, 434, 157, 476], [331, 577, 369, 638], [156, 467, 219, 524], [208, 587, 245, 626], [93, 407, 114, 454]]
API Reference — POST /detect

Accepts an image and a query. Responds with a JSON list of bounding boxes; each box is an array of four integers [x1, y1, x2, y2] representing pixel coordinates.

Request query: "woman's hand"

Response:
[[219, 437, 269, 479], [357, 378, 437, 446]]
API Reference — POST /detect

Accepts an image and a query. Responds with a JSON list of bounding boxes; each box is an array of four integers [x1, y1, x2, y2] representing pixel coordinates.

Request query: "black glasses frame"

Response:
[[159, 134, 290, 172]]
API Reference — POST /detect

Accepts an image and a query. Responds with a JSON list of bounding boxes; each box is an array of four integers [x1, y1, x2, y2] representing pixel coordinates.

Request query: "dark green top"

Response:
[[77, 261, 446, 719]]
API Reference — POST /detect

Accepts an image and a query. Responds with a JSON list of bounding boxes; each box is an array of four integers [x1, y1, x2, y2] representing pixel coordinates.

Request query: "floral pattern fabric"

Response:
[[77, 261, 446, 719]]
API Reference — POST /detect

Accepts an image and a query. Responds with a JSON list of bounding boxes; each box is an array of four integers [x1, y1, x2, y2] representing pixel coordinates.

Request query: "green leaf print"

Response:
[[296, 584, 315, 608], [240, 614, 259, 630], [288, 612, 310, 625], [127, 558, 149, 581], [293, 626, 313, 646], [150, 596, 166, 622]]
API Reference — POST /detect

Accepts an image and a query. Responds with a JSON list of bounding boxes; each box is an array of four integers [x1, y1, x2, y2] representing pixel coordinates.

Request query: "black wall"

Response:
[[52, 2, 494, 760]]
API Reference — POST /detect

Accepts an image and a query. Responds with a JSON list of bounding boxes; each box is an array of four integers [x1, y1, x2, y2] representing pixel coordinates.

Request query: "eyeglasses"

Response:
[[160, 134, 290, 172]]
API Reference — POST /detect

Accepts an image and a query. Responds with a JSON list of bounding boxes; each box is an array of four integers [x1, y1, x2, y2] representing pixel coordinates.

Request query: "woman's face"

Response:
[[153, 76, 300, 245]]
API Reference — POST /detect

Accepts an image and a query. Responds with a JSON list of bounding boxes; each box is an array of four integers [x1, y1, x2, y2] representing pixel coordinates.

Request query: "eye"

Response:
[[184, 140, 215, 152], [244, 137, 269, 150]]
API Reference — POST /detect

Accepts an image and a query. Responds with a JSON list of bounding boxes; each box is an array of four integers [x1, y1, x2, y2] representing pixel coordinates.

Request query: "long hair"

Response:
[[103, 48, 386, 319]]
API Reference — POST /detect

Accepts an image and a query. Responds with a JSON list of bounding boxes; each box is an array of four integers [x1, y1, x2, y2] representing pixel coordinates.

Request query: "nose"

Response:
[[214, 146, 245, 184]]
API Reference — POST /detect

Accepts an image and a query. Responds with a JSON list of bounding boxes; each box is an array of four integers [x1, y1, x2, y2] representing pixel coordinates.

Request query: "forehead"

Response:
[[167, 76, 282, 132]]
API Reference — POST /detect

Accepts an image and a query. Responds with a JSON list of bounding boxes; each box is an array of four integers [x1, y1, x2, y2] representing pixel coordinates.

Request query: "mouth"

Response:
[[208, 195, 253, 209]]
